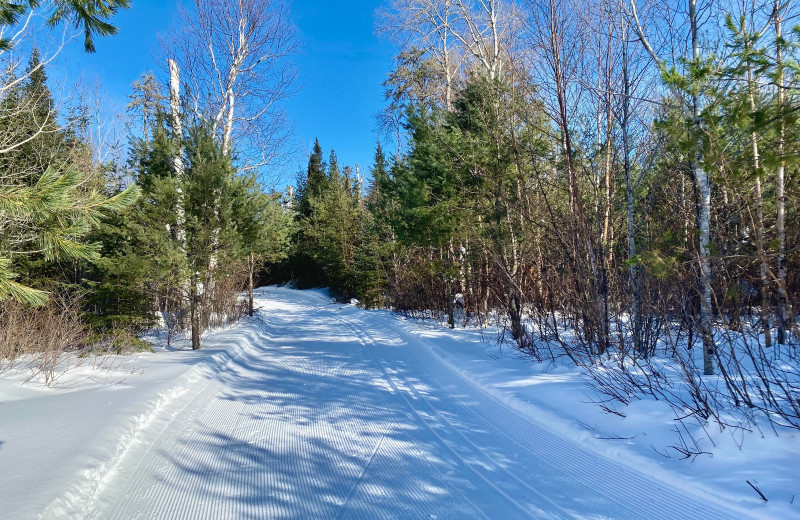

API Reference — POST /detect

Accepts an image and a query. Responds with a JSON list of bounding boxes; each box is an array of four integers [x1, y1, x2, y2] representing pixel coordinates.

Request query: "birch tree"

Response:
[[773, 0, 789, 345], [165, 0, 298, 169], [451, 0, 507, 80], [378, 0, 465, 109], [629, 0, 717, 374]]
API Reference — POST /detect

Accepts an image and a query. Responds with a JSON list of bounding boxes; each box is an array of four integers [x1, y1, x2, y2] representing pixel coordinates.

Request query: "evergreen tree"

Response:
[[328, 150, 340, 185], [231, 175, 293, 316], [0, 49, 139, 307], [0, 48, 72, 181], [127, 72, 166, 143], [296, 138, 327, 218], [0, 1, 131, 53], [0, 166, 140, 306], [306, 163, 382, 304], [291, 138, 331, 288], [86, 128, 184, 329]]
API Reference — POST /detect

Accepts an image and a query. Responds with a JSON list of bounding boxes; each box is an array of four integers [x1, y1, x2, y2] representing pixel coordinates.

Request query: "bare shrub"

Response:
[[0, 294, 88, 384], [204, 262, 249, 329]]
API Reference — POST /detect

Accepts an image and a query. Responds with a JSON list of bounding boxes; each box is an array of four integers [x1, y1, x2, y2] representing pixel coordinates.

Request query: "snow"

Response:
[[0, 287, 797, 519]]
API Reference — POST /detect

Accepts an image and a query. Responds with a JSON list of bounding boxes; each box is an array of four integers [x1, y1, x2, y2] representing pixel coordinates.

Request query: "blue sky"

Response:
[[58, 0, 397, 187]]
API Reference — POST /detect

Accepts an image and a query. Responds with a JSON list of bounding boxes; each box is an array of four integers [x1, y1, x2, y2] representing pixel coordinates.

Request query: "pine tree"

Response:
[[0, 1, 131, 53], [0, 49, 139, 307], [231, 174, 293, 316], [128, 72, 166, 143], [0, 167, 140, 306], [182, 124, 238, 349]]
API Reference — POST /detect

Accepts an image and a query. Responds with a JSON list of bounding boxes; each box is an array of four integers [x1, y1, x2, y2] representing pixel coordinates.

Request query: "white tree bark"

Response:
[[620, 16, 643, 356], [687, 0, 715, 375], [775, 0, 789, 345], [452, 0, 505, 80], [168, 59, 187, 250], [165, 0, 298, 170], [629, 0, 714, 374]]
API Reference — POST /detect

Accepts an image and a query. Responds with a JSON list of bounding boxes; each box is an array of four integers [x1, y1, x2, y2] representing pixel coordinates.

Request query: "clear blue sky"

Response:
[[59, 0, 397, 187]]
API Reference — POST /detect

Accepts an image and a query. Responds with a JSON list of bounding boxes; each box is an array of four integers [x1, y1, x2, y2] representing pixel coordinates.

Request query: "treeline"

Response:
[[0, 0, 296, 372], [285, 139, 384, 305], [291, 0, 799, 435]]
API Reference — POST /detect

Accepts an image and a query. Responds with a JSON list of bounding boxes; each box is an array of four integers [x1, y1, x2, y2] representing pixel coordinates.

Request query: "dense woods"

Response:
[[290, 0, 800, 440], [0, 0, 294, 368], [0, 0, 798, 450]]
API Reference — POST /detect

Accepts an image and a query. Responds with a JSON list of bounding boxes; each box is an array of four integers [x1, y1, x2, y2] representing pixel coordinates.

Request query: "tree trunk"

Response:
[[689, 0, 714, 375], [775, 1, 789, 345], [507, 276, 524, 342], [168, 59, 186, 248], [621, 24, 643, 357], [168, 59, 184, 178], [248, 253, 255, 318], [223, 88, 235, 156], [548, 4, 607, 356], [745, 33, 772, 348], [190, 274, 201, 350], [755, 177, 772, 347]]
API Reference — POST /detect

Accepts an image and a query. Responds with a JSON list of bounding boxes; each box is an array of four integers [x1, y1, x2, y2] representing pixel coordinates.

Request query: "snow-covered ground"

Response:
[[0, 287, 796, 519]]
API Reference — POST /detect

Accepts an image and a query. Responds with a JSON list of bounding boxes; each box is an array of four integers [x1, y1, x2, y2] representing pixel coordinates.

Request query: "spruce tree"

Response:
[[328, 150, 340, 185], [296, 138, 327, 218], [292, 138, 330, 288], [86, 129, 183, 329]]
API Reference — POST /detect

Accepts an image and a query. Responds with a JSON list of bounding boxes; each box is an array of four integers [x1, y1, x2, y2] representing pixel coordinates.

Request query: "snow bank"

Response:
[[0, 299, 271, 519], [1, 287, 797, 519], [370, 308, 800, 519]]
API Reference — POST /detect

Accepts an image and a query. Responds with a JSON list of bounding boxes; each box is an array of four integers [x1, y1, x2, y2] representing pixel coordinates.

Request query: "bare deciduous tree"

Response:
[[378, 0, 465, 109], [163, 0, 299, 170]]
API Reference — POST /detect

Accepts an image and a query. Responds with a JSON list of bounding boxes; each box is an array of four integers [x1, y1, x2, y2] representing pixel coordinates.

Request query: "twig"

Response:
[[746, 480, 768, 502]]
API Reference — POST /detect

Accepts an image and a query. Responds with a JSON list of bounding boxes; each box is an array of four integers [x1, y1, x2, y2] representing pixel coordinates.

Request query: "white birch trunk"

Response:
[[621, 20, 642, 356], [775, 1, 789, 344], [168, 59, 187, 249], [689, 0, 715, 375]]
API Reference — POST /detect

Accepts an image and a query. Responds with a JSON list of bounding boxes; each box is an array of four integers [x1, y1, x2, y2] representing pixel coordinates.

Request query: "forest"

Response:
[[1, 0, 799, 453]]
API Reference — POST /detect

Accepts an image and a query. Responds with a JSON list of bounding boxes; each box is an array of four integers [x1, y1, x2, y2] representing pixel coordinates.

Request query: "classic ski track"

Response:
[[330, 302, 755, 520], [332, 310, 554, 519], [332, 432, 386, 520], [276, 306, 492, 520], [82, 291, 757, 519], [86, 344, 254, 518], [256, 306, 483, 520], [88, 303, 485, 519]]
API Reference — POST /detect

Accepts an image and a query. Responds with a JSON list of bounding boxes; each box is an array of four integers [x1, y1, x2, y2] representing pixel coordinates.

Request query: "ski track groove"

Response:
[[332, 310, 551, 520], [332, 304, 755, 520], [80, 290, 756, 519]]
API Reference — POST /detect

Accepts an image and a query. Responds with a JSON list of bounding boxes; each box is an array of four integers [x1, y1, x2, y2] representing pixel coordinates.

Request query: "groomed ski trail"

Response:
[[85, 288, 757, 520]]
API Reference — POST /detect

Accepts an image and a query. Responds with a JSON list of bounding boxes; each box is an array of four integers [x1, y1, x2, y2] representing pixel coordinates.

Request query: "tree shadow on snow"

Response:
[[103, 304, 488, 519]]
